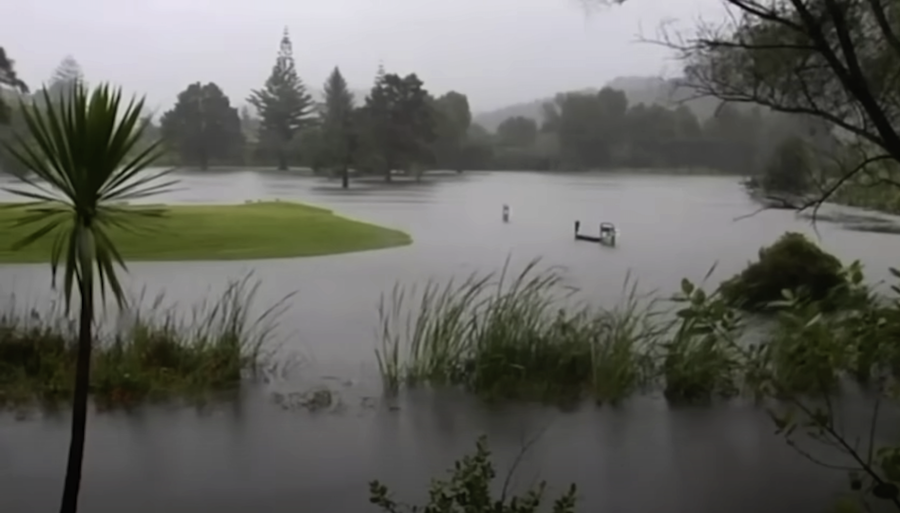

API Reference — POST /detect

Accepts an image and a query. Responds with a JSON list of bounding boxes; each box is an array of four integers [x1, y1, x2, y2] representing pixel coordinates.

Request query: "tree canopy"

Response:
[[497, 116, 538, 148], [361, 70, 436, 181], [431, 91, 472, 172], [160, 82, 244, 170], [0, 47, 28, 123]]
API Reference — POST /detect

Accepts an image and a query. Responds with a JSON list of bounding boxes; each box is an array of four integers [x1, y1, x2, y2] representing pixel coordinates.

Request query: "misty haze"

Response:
[[2, 1, 900, 513]]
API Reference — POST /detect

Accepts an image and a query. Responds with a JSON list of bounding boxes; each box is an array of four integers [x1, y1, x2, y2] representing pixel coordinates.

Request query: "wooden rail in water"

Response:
[[574, 220, 618, 247]]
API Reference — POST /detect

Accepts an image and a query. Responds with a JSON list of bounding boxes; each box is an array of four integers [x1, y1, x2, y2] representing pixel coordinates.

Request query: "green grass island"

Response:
[[0, 200, 412, 263]]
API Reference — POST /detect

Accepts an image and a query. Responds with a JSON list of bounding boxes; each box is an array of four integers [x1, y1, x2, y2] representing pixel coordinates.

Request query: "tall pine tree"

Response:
[[321, 66, 356, 188], [363, 64, 393, 181], [248, 28, 313, 170], [48, 55, 84, 100]]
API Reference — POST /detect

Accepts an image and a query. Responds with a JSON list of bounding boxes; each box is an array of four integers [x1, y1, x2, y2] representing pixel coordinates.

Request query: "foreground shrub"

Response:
[[719, 232, 846, 311], [0, 275, 289, 408], [369, 435, 578, 513]]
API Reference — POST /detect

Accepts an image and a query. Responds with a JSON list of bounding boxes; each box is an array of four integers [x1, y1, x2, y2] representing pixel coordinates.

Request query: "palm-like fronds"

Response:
[[2, 83, 176, 310]]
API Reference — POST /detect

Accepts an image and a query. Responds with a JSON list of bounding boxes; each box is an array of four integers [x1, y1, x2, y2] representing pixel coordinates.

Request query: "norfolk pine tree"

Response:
[[248, 28, 313, 170], [49, 55, 85, 98]]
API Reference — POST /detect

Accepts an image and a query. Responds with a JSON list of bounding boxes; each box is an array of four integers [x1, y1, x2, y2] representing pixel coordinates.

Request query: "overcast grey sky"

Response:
[[3, 0, 726, 114]]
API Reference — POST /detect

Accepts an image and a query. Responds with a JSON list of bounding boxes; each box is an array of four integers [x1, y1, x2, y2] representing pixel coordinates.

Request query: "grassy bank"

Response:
[[831, 184, 900, 215], [0, 275, 289, 408], [0, 201, 411, 263], [376, 259, 898, 404]]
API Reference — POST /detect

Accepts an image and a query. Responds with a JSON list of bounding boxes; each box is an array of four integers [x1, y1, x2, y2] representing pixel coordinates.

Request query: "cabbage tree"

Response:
[[3, 83, 175, 513]]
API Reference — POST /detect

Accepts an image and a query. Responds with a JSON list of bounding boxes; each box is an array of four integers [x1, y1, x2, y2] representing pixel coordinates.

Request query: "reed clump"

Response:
[[0, 274, 290, 408], [376, 258, 664, 404]]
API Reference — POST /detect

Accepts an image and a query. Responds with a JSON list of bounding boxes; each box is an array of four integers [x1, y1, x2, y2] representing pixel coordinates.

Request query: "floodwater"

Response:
[[1, 170, 899, 513]]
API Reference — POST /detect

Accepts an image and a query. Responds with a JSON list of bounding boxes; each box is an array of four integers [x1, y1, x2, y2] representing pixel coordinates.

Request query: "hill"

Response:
[[472, 76, 722, 132]]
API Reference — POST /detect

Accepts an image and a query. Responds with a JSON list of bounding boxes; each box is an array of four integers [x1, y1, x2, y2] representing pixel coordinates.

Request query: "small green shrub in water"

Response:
[[719, 232, 846, 311], [758, 136, 813, 196], [0, 274, 290, 408], [369, 435, 578, 513]]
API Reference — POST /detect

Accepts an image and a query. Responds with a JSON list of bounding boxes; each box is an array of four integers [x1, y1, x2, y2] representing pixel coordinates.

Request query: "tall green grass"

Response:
[[0, 274, 292, 408], [376, 258, 669, 403]]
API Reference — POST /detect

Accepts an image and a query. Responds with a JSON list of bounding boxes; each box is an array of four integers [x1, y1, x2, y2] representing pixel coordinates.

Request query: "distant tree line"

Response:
[[0, 30, 842, 186], [480, 87, 839, 174], [145, 25, 838, 179]]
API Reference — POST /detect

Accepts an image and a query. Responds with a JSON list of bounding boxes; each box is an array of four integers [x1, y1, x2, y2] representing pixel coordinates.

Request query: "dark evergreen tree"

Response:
[[432, 91, 472, 172], [0, 47, 28, 123], [320, 66, 356, 188], [0, 47, 28, 175], [160, 82, 244, 169], [248, 28, 314, 170]]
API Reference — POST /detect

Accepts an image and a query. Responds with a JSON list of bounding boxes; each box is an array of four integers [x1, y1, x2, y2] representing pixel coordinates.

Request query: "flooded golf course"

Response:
[[2, 170, 900, 513]]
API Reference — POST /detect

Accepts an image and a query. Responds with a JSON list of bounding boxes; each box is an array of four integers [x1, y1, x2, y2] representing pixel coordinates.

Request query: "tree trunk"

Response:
[[277, 149, 288, 171], [59, 278, 94, 513], [199, 150, 209, 171], [383, 157, 392, 183], [341, 166, 349, 189]]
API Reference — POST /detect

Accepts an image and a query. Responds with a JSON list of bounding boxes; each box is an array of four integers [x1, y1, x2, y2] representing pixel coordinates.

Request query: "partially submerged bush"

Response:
[[0, 275, 289, 408], [759, 136, 812, 196], [369, 435, 578, 513], [719, 232, 846, 311]]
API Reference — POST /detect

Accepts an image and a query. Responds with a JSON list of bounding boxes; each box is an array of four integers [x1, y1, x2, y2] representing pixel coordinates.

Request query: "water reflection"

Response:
[[2, 170, 899, 512]]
